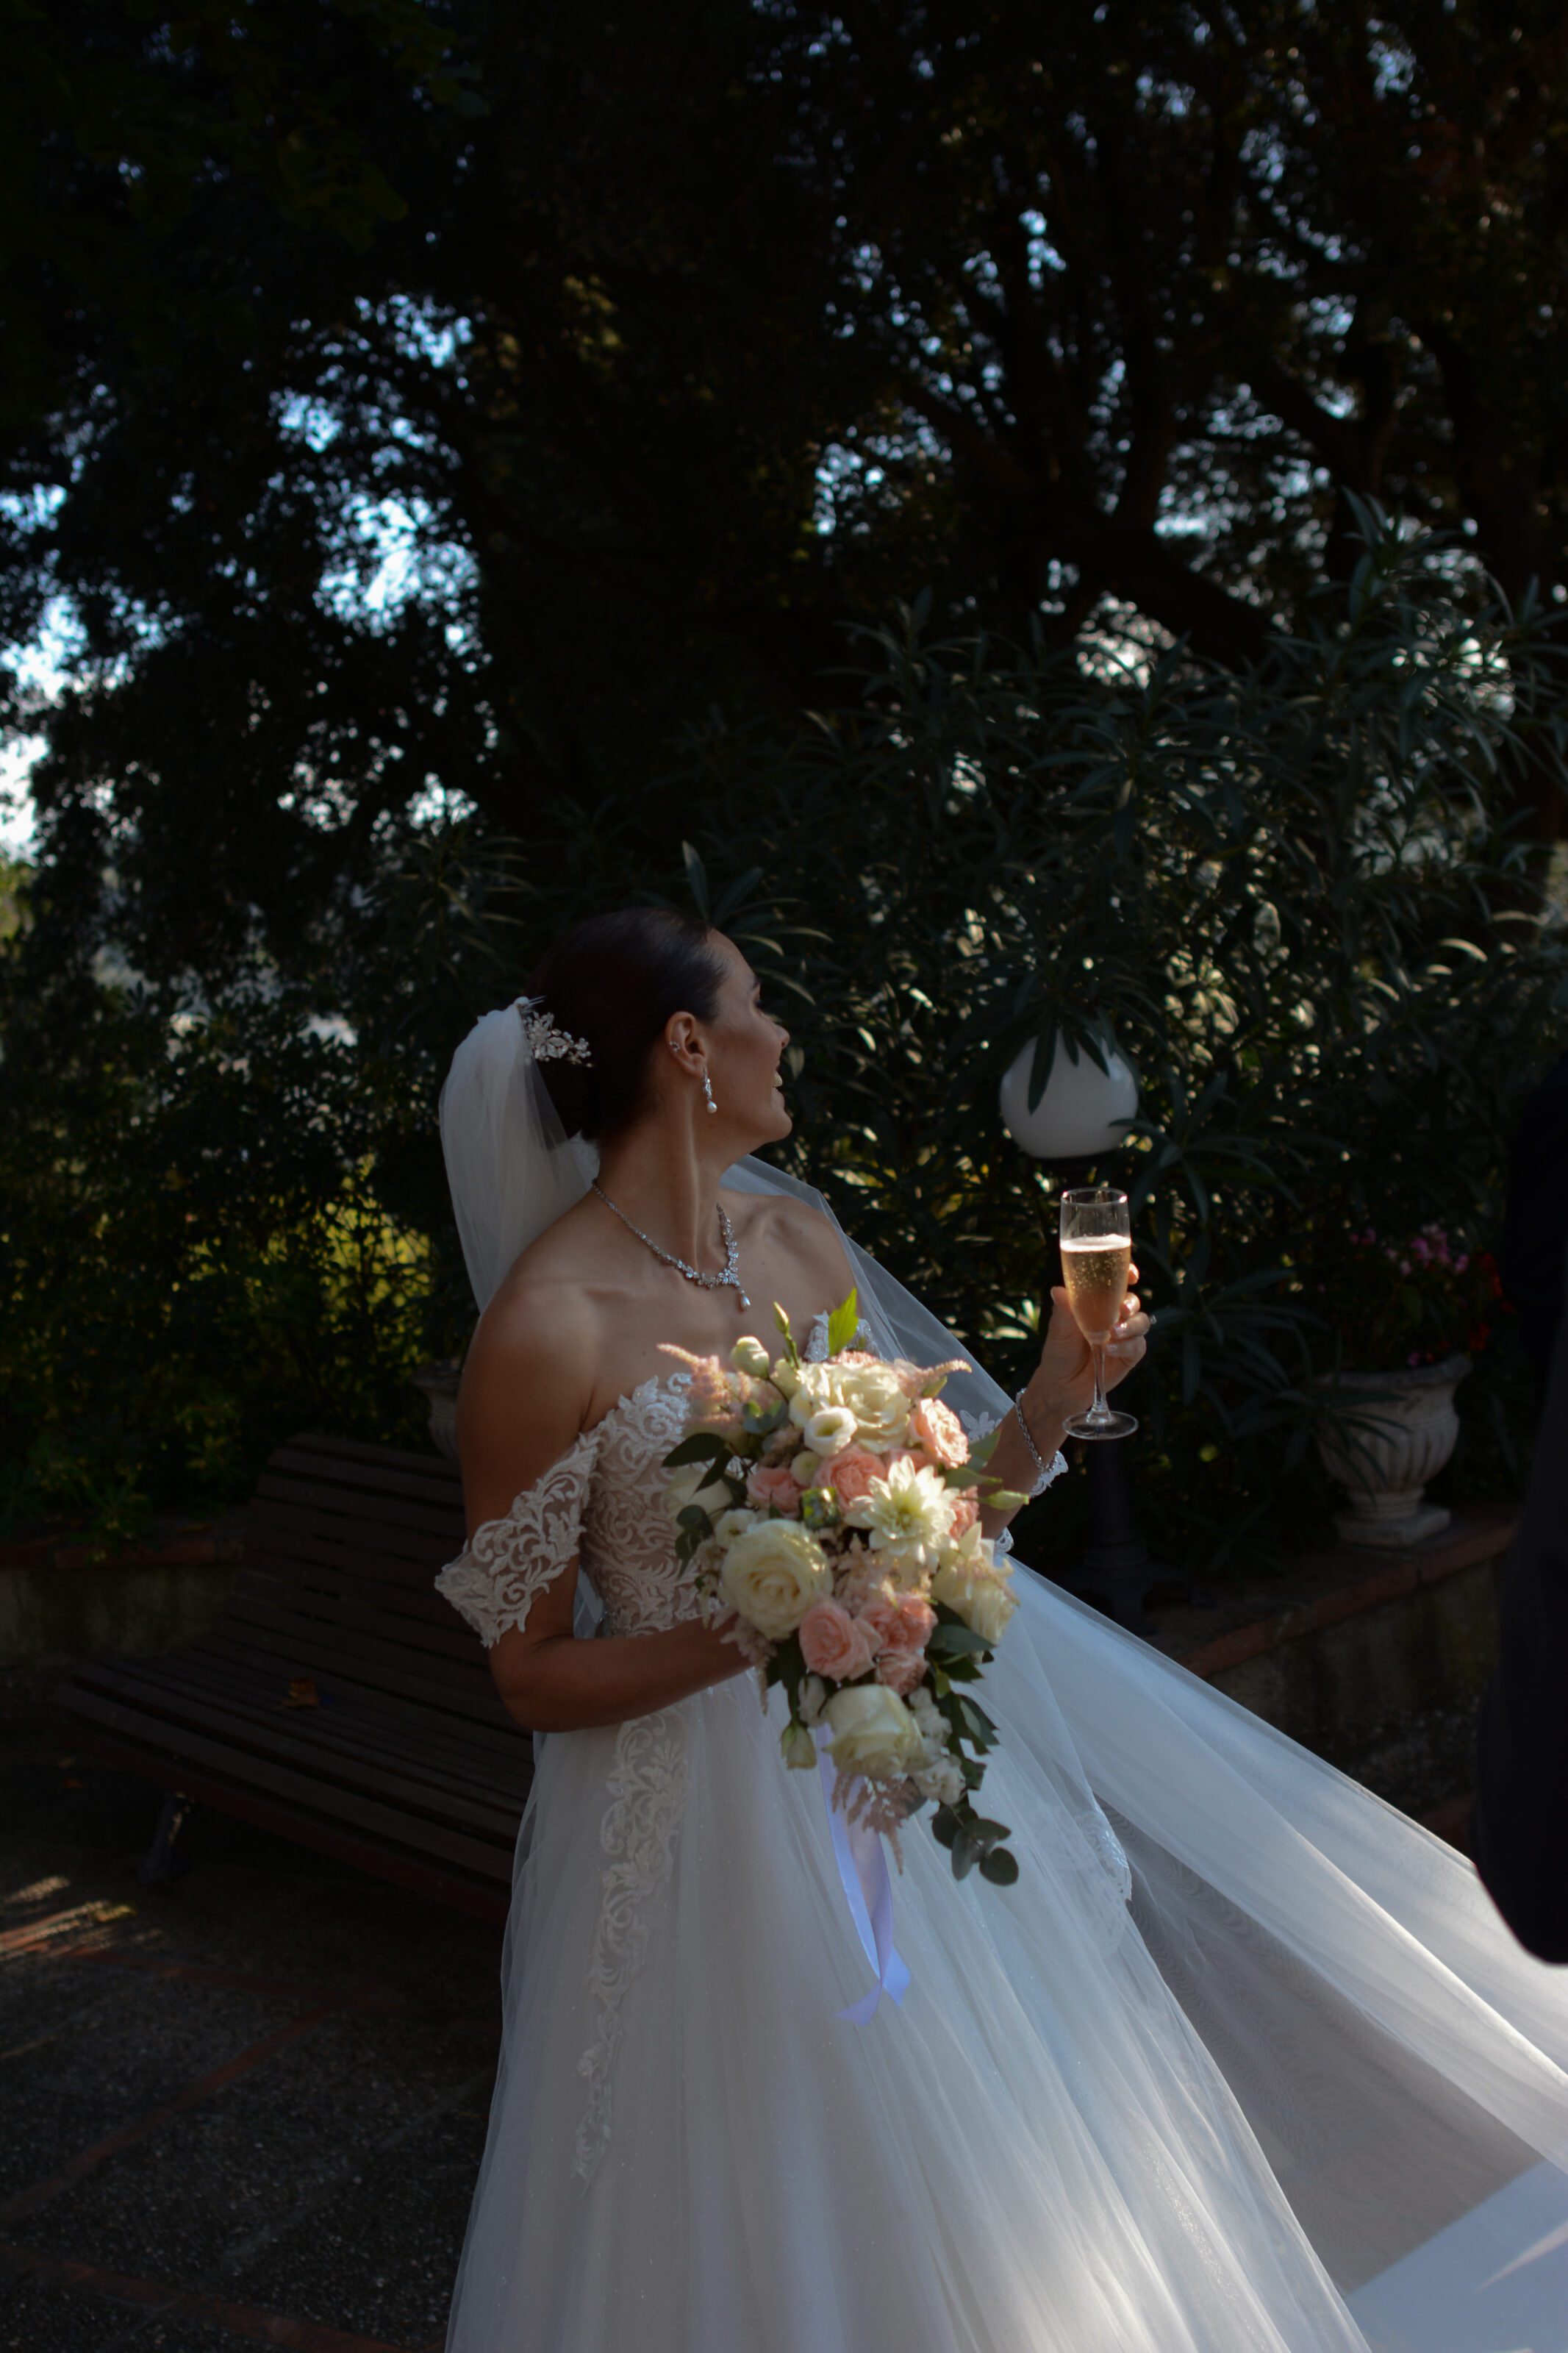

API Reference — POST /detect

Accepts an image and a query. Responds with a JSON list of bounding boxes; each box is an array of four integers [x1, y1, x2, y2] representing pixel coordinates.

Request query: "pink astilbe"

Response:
[[714, 1607, 772, 1672], [659, 1346, 745, 1435], [889, 1356, 971, 1399]]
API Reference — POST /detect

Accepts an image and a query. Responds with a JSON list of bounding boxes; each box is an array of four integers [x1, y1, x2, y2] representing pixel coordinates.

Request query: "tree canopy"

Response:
[[4, 0, 1568, 984]]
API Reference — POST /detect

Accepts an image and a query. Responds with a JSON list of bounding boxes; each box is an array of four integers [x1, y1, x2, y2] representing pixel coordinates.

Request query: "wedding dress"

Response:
[[435, 1182, 1568, 2353]]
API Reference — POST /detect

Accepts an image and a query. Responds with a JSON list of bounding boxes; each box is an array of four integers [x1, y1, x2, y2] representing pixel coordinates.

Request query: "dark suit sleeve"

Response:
[[1472, 1257, 1568, 1963], [1499, 1051, 1568, 1385]]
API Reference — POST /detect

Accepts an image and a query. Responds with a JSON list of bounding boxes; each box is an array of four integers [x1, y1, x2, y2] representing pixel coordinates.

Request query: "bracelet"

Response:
[[1012, 1387, 1067, 1499]]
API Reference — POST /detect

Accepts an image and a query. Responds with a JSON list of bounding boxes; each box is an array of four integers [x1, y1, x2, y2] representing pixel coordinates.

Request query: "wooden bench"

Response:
[[55, 1432, 526, 1919]]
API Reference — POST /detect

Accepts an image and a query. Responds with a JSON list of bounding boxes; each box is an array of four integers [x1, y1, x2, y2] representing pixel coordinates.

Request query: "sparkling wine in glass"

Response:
[[1059, 1187, 1137, 1440]]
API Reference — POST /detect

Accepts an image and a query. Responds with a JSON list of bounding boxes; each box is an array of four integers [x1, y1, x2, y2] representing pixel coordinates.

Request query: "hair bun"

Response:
[[526, 909, 725, 1143]]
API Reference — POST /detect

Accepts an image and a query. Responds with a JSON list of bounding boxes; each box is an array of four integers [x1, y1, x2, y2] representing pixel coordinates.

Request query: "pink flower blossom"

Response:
[[823, 1446, 887, 1507], [746, 1463, 802, 1516], [857, 1593, 937, 1660], [908, 1396, 968, 1468], [876, 1649, 927, 1696], [799, 1600, 876, 1682], [947, 1494, 979, 1537]]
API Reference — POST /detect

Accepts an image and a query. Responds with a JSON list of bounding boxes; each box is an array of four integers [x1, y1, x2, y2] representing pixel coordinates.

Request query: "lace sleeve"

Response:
[[434, 1426, 600, 1648]]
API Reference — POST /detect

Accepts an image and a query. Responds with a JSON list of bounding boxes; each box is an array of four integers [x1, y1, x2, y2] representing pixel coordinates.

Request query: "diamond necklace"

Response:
[[590, 1182, 751, 1310]]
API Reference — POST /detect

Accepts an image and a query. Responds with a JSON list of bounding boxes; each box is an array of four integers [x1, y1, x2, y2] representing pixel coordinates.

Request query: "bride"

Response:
[[435, 907, 1568, 2353]]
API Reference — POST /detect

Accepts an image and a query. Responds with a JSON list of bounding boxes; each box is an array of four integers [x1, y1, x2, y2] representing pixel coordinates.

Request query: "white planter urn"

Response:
[[412, 1360, 462, 1461], [1314, 1353, 1470, 1548]]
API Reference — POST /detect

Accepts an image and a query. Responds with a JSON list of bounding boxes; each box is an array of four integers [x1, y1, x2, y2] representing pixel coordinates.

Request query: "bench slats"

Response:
[[192, 1632, 526, 1764], [81, 1650, 531, 1815], [217, 1590, 502, 1704], [55, 1432, 538, 1911], [68, 1664, 525, 1840], [62, 1678, 516, 1874]]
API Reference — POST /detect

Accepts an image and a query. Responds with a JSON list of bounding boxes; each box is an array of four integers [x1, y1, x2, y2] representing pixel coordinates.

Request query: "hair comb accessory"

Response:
[[517, 996, 593, 1068]]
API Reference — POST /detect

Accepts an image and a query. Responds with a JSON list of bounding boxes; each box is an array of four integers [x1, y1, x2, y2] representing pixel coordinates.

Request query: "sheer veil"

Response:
[[439, 1004, 1568, 2316]]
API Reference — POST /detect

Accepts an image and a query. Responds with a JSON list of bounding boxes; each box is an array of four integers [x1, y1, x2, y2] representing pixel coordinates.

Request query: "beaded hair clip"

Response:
[[516, 996, 593, 1067]]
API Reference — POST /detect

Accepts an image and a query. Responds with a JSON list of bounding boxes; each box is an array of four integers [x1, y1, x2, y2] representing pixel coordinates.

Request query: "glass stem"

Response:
[[1089, 1340, 1109, 1424]]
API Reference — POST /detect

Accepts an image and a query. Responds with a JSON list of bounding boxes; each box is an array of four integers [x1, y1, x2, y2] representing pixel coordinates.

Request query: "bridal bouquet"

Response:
[[662, 1292, 1026, 1886]]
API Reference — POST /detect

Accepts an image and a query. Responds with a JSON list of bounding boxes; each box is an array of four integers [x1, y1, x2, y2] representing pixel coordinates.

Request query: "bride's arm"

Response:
[[980, 1277, 1149, 1537], [456, 1294, 748, 1735]]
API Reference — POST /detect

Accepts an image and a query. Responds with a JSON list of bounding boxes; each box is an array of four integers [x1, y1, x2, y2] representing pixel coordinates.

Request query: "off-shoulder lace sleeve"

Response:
[[435, 1425, 600, 1648]]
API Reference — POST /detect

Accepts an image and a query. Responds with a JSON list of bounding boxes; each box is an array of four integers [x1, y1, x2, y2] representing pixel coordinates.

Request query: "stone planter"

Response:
[[412, 1359, 462, 1460], [1315, 1353, 1470, 1548]]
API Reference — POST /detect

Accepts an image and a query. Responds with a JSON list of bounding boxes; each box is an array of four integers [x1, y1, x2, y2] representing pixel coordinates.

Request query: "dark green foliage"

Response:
[[2, 532, 1564, 1562], [685, 521, 1568, 1572]]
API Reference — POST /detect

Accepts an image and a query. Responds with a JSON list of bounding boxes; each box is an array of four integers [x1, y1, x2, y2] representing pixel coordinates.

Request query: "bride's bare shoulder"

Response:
[[456, 1216, 605, 1496], [726, 1185, 853, 1288]]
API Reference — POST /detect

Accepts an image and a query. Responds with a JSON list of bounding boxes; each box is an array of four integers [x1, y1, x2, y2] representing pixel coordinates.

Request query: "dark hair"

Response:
[[529, 907, 727, 1140]]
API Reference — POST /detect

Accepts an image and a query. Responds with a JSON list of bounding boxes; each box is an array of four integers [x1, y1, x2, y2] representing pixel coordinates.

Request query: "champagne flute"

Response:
[[1059, 1187, 1138, 1440]]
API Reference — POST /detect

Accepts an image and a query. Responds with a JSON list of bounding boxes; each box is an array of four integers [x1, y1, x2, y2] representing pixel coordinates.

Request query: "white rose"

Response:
[[771, 1358, 802, 1399], [832, 1362, 911, 1447], [930, 1554, 1017, 1646], [719, 1519, 833, 1640], [713, 1507, 759, 1546], [780, 1719, 818, 1770], [801, 1404, 857, 1458], [731, 1335, 773, 1377], [664, 1460, 734, 1522], [824, 1683, 924, 1779]]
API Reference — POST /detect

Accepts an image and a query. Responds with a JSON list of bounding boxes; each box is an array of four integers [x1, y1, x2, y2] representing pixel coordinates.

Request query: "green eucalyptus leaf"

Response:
[[664, 1432, 729, 1468], [979, 1848, 1020, 1887]]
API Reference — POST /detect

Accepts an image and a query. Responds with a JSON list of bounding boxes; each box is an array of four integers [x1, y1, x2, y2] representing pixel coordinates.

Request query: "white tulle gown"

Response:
[[435, 1217, 1568, 2353]]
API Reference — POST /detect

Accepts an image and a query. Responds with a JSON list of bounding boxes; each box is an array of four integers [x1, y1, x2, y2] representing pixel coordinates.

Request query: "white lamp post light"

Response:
[[999, 1033, 1139, 1161]]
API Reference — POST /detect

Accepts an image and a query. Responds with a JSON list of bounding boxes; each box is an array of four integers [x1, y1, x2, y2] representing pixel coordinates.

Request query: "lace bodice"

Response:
[[434, 1368, 704, 1645]]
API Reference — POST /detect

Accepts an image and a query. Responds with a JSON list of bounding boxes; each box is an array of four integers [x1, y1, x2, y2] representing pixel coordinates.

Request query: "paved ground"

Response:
[[0, 1668, 503, 2353]]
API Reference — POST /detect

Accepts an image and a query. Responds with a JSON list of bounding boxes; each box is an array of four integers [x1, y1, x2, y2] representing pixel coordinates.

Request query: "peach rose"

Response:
[[876, 1648, 927, 1696], [859, 1593, 937, 1658], [947, 1493, 979, 1537], [746, 1462, 802, 1516], [799, 1600, 876, 1682], [908, 1396, 968, 1468], [823, 1446, 885, 1507]]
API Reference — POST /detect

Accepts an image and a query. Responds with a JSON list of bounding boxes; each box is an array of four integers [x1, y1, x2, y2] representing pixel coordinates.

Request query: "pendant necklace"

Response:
[[590, 1182, 751, 1310]]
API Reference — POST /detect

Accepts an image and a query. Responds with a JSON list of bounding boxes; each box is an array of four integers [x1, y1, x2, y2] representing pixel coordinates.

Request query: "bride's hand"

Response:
[[1026, 1265, 1151, 1430]]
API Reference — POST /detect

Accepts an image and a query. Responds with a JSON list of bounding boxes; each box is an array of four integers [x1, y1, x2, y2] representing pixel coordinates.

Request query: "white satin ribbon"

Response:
[[815, 1727, 911, 2024]]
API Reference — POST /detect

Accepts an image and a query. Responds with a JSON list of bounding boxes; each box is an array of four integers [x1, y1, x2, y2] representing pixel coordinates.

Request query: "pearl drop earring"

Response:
[[702, 1071, 718, 1115]]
